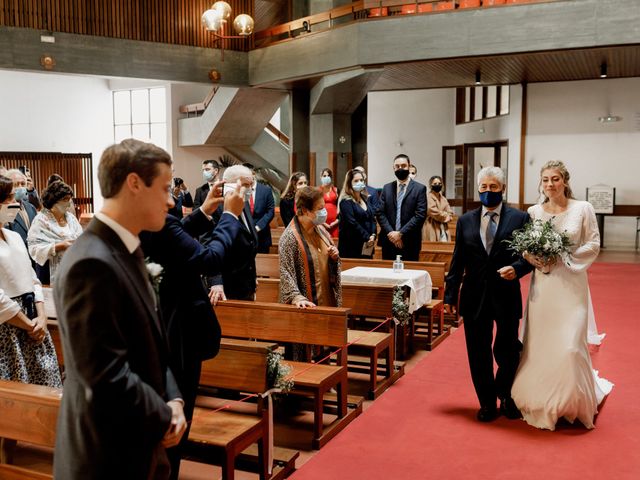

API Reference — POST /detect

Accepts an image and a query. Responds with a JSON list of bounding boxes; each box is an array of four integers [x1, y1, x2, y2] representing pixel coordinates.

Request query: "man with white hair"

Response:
[[444, 166, 532, 423], [209, 164, 259, 303]]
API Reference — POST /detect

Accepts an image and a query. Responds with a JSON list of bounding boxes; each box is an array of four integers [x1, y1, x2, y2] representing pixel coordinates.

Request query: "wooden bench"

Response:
[[0, 464, 52, 479], [189, 338, 298, 480], [340, 258, 449, 351], [419, 241, 455, 270], [255, 254, 449, 351], [0, 380, 60, 479], [214, 300, 363, 449], [255, 278, 402, 399]]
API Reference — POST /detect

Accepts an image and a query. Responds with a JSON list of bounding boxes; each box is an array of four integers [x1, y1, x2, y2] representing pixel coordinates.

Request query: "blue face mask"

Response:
[[312, 208, 328, 225], [320, 176, 332, 186], [203, 170, 215, 182], [13, 187, 27, 202], [479, 190, 503, 208], [352, 181, 365, 192]]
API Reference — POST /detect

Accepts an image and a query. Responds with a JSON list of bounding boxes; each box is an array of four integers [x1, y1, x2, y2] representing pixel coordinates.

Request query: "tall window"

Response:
[[456, 85, 510, 125], [113, 88, 167, 149]]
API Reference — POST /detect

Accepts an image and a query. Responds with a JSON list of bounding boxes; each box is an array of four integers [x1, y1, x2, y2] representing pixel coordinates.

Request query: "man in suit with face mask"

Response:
[[375, 154, 427, 261], [444, 166, 532, 423], [208, 164, 259, 304]]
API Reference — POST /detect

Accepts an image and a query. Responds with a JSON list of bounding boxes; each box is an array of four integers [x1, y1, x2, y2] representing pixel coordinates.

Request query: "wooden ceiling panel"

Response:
[[372, 45, 640, 90]]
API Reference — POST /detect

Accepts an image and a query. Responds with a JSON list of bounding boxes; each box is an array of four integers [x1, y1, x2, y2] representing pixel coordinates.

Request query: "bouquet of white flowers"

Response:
[[505, 218, 572, 267]]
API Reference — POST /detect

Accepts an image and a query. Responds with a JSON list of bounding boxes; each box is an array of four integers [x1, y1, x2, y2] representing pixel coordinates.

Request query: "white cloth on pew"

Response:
[[341, 266, 431, 313]]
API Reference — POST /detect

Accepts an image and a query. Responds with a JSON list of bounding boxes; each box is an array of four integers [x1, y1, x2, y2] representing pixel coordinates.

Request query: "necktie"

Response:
[[249, 194, 255, 215], [395, 183, 406, 231], [485, 211, 498, 253]]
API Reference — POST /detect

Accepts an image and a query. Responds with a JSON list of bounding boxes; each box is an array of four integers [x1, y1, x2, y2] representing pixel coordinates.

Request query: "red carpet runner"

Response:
[[292, 263, 640, 480]]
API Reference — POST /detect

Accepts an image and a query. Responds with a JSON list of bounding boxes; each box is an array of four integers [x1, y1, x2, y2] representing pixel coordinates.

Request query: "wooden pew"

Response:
[[0, 339, 297, 480], [0, 380, 60, 479], [189, 338, 298, 480], [214, 300, 362, 449], [255, 278, 402, 399], [0, 464, 52, 479], [339, 258, 448, 350], [255, 254, 449, 351], [419, 241, 455, 270]]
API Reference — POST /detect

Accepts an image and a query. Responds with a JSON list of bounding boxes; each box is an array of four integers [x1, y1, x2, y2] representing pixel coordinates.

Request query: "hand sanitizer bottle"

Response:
[[393, 254, 404, 273]]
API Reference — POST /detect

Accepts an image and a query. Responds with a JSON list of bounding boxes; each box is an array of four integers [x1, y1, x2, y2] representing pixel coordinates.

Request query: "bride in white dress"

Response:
[[511, 161, 613, 430]]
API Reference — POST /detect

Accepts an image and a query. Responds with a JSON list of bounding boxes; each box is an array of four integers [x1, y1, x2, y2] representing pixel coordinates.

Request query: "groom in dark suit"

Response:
[[444, 166, 532, 422], [376, 154, 427, 261], [54, 139, 186, 479]]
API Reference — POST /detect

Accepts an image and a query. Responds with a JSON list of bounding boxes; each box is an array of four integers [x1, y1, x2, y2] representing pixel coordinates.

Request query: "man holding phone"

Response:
[[208, 164, 258, 304]]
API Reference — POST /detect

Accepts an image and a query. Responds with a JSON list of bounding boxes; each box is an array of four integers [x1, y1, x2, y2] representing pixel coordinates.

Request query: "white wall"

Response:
[[526, 78, 640, 248], [454, 84, 523, 203], [0, 69, 113, 210], [169, 83, 232, 192], [367, 89, 455, 188]]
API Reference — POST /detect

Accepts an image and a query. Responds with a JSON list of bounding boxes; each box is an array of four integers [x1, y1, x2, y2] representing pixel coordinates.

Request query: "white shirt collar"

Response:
[[94, 212, 140, 254], [481, 202, 503, 217]]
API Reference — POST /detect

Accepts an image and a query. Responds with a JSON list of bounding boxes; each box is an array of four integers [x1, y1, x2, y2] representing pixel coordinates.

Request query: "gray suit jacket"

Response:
[[53, 218, 180, 480]]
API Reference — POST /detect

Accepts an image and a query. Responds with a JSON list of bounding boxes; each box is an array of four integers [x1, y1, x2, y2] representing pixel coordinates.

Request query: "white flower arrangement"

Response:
[[504, 218, 572, 270], [392, 286, 411, 327], [145, 259, 164, 295], [267, 351, 294, 393]]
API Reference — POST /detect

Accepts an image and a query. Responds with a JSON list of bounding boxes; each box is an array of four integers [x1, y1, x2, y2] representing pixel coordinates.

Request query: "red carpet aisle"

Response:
[[291, 263, 640, 480]]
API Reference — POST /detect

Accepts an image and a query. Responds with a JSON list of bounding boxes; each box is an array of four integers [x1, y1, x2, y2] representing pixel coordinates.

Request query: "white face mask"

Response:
[[0, 203, 20, 225], [223, 183, 253, 203]]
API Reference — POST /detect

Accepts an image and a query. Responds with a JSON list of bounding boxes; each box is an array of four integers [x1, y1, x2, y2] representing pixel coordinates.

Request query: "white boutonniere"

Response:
[[145, 259, 164, 296]]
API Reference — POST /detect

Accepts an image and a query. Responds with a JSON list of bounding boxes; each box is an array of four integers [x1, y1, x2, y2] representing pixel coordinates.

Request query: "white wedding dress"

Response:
[[511, 200, 613, 430]]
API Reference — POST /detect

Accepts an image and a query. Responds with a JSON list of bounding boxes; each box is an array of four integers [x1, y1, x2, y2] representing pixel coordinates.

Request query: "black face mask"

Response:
[[395, 169, 410, 181], [431, 184, 443, 193]]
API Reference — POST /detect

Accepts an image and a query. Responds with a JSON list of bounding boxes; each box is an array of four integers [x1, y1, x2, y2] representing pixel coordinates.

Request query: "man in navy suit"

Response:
[[375, 155, 427, 261], [444, 166, 533, 423], [193, 159, 220, 210], [209, 165, 259, 304], [140, 179, 246, 479], [244, 163, 275, 254], [5, 168, 37, 246]]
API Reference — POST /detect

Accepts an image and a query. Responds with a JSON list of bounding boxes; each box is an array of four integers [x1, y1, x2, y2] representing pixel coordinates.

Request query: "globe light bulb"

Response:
[[201, 9, 223, 32], [233, 14, 254, 36], [212, 1, 232, 21]]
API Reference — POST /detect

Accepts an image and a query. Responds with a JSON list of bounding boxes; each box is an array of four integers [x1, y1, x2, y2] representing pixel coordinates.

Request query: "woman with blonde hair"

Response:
[[511, 160, 613, 431], [337, 169, 376, 259]]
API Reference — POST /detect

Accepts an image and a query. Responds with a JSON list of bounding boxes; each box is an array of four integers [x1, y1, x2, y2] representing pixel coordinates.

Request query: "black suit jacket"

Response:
[[251, 182, 275, 252], [6, 200, 37, 245], [444, 205, 533, 321], [376, 180, 427, 258], [53, 218, 180, 480], [141, 210, 240, 370], [211, 204, 259, 300], [366, 185, 381, 213], [193, 183, 211, 210], [338, 197, 377, 258]]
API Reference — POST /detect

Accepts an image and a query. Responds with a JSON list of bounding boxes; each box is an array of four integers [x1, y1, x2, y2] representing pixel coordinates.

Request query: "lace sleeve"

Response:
[[564, 202, 600, 273]]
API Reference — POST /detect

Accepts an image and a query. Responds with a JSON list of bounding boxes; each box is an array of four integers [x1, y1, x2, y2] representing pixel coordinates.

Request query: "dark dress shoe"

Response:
[[477, 406, 499, 422], [500, 397, 522, 419]]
